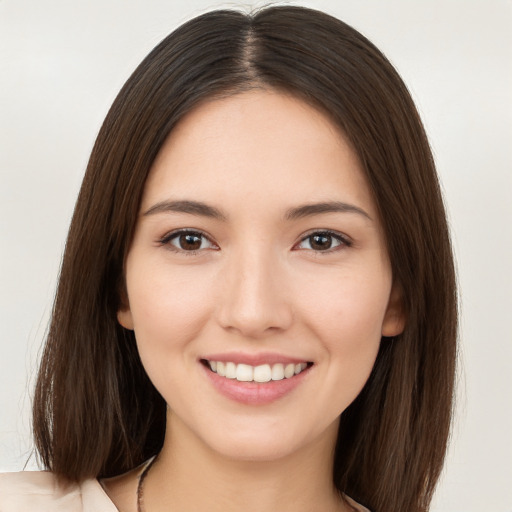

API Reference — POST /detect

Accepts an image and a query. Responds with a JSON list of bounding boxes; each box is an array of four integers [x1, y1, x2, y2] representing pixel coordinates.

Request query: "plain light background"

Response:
[[1, 0, 511, 510]]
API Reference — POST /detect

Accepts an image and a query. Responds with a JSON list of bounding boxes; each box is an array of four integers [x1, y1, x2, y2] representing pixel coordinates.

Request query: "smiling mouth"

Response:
[[201, 360, 313, 383]]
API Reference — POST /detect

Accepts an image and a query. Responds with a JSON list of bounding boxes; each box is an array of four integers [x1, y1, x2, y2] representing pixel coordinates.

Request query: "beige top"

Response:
[[0, 471, 117, 511], [0, 471, 370, 511]]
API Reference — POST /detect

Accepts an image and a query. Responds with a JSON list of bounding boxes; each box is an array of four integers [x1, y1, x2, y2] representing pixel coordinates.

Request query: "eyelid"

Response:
[[293, 229, 352, 252], [157, 228, 351, 254], [158, 228, 219, 253]]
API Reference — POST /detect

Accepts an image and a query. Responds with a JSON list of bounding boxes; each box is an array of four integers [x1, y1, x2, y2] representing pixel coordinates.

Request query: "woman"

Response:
[[0, 5, 457, 512]]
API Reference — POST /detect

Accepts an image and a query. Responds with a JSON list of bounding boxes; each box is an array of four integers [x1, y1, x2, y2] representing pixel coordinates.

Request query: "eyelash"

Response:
[[294, 230, 352, 253], [158, 229, 218, 255], [158, 229, 352, 255]]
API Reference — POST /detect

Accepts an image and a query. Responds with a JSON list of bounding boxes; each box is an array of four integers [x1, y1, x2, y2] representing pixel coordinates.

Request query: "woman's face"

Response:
[[118, 90, 404, 462]]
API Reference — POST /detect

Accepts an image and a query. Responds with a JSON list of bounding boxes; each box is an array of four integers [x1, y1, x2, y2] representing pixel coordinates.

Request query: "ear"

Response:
[[117, 306, 134, 330], [117, 278, 134, 330], [381, 282, 406, 337]]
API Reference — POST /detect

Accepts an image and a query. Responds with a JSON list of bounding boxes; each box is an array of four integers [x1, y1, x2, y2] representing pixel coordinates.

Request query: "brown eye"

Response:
[[179, 233, 203, 250], [163, 230, 217, 252], [296, 231, 349, 252], [310, 234, 334, 250]]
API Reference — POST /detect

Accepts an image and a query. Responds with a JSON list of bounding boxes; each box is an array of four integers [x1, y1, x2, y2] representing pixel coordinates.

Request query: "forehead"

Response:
[[142, 90, 375, 218]]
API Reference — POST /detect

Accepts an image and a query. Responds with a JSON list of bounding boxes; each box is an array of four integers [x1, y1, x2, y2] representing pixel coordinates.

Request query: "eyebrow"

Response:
[[284, 201, 372, 221], [143, 200, 228, 221], [143, 199, 372, 222]]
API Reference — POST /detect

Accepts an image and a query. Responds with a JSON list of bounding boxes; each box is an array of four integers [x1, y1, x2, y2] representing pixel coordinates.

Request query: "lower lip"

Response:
[[201, 363, 311, 405]]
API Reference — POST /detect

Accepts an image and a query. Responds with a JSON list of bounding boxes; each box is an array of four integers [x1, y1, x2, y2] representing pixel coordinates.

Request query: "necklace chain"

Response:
[[136, 456, 157, 512], [135, 455, 350, 512]]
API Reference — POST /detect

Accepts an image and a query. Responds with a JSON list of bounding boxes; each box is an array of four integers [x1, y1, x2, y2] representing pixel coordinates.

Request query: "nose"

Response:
[[215, 246, 293, 338]]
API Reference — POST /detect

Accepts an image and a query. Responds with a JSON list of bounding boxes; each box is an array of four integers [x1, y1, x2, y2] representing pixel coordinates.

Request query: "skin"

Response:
[[103, 89, 404, 512]]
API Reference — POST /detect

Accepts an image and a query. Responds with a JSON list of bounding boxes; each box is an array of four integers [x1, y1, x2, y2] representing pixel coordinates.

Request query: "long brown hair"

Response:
[[33, 6, 457, 512]]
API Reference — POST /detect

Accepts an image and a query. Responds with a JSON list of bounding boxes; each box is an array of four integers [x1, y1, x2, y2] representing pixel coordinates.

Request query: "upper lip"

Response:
[[200, 352, 312, 367]]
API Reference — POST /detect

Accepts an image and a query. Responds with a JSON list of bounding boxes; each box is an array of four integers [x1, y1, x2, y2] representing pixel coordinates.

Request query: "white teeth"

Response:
[[236, 363, 253, 382], [225, 362, 236, 379], [253, 364, 272, 383], [206, 360, 309, 382], [216, 361, 226, 377], [284, 363, 295, 379], [271, 363, 285, 381]]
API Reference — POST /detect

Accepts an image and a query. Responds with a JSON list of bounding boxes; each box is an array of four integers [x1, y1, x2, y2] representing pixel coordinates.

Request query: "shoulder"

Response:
[[0, 471, 117, 512], [0, 471, 81, 512]]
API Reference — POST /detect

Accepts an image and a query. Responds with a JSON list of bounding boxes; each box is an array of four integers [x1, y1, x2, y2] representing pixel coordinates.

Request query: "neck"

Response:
[[142, 411, 346, 512]]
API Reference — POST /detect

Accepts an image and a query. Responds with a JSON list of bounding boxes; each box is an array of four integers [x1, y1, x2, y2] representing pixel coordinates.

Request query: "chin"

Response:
[[197, 417, 337, 465], [210, 435, 302, 463]]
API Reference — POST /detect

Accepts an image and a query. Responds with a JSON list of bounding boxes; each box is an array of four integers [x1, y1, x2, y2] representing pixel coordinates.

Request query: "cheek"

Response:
[[125, 261, 216, 360], [298, 265, 391, 392], [302, 262, 391, 338]]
